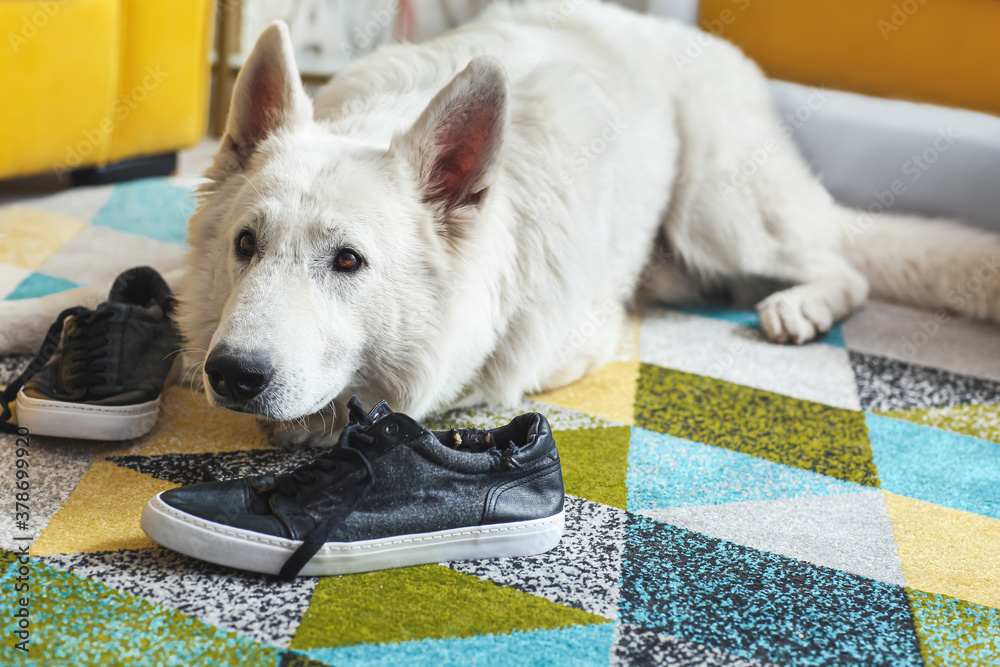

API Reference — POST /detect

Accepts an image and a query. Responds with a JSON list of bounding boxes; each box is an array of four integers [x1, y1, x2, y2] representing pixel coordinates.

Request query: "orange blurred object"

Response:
[[698, 0, 1000, 116]]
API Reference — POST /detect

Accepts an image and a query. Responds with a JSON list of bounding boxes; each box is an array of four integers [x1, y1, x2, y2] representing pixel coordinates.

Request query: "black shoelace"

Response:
[[488, 441, 524, 469], [0, 306, 111, 435], [277, 396, 378, 580]]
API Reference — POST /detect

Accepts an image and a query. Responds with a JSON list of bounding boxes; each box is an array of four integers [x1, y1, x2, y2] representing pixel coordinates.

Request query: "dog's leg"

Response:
[[634, 233, 706, 306], [537, 302, 629, 392], [650, 31, 872, 344], [637, 228, 868, 345], [662, 161, 870, 346], [538, 354, 600, 393], [754, 254, 869, 344]]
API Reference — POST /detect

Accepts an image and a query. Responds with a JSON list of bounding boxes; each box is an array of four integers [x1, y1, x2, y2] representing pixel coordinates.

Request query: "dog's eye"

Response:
[[236, 232, 256, 258], [333, 249, 362, 273]]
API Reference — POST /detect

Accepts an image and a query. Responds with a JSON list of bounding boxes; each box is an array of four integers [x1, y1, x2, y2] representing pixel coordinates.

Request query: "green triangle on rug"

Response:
[[626, 427, 864, 509], [0, 553, 286, 666], [290, 564, 605, 650], [907, 589, 1000, 666], [876, 403, 1000, 444], [635, 363, 879, 487], [555, 426, 630, 510], [299, 622, 616, 667]]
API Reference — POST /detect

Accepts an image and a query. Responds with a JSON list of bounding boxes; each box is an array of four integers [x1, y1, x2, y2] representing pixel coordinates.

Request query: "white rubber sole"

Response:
[[15, 389, 160, 440], [140, 492, 565, 577]]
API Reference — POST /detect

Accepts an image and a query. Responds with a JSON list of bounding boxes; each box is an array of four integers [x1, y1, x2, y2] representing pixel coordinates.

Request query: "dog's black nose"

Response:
[[205, 348, 273, 402]]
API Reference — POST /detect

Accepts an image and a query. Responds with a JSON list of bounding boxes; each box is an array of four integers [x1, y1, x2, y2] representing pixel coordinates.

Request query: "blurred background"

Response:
[[1, 0, 998, 230]]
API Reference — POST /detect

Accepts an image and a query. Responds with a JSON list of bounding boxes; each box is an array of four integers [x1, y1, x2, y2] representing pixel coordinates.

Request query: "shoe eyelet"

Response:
[[383, 421, 399, 436]]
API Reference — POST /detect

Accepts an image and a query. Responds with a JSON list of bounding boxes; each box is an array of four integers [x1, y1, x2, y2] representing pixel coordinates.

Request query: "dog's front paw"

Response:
[[757, 287, 833, 345], [256, 415, 339, 448]]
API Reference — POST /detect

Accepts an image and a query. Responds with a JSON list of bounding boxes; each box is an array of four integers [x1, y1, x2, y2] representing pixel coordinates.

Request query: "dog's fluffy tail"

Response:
[[839, 205, 1000, 323]]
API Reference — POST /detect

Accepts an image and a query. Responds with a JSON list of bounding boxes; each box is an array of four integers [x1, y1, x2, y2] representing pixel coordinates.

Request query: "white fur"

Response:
[[3, 2, 999, 444]]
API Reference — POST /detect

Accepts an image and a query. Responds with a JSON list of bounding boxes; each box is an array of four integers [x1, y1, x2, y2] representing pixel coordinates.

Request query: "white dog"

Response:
[[3, 1, 998, 444]]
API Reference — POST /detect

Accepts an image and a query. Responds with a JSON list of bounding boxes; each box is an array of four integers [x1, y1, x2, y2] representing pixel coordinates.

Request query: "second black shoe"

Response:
[[0, 266, 180, 440], [140, 397, 565, 579]]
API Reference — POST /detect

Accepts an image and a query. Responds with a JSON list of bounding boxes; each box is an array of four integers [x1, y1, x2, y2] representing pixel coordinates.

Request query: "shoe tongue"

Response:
[[63, 306, 102, 336], [108, 266, 172, 310], [93, 301, 129, 318], [367, 400, 393, 422]]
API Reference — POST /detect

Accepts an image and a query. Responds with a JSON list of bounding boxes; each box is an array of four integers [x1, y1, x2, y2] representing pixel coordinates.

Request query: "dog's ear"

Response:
[[392, 56, 508, 213], [218, 21, 312, 172]]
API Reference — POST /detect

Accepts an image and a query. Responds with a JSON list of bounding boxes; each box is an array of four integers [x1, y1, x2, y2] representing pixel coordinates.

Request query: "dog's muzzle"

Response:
[[204, 346, 274, 409]]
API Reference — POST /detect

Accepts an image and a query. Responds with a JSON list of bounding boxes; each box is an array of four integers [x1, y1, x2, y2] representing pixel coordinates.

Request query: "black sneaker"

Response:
[[140, 397, 565, 579], [0, 266, 180, 440]]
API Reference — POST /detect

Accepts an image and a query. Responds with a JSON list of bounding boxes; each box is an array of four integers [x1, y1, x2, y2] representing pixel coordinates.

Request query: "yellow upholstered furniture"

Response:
[[0, 0, 215, 180], [699, 0, 1000, 116]]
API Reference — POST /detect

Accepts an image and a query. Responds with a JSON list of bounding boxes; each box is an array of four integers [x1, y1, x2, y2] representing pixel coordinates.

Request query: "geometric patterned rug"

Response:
[[1, 178, 998, 665]]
